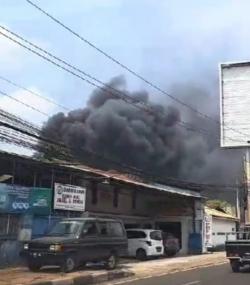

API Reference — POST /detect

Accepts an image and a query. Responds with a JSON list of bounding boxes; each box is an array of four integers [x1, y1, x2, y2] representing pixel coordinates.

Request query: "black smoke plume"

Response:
[[38, 76, 242, 187]]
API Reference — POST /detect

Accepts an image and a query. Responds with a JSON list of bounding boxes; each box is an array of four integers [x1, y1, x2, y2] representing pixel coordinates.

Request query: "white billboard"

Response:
[[54, 183, 86, 212], [220, 62, 250, 148]]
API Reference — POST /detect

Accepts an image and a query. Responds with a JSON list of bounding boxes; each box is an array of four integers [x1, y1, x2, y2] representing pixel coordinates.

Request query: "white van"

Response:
[[126, 229, 164, 260]]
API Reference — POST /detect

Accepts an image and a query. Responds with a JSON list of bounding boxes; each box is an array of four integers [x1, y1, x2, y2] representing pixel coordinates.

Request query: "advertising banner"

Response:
[[0, 183, 52, 214], [54, 183, 86, 211], [204, 214, 213, 248], [30, 188, 52, 215]]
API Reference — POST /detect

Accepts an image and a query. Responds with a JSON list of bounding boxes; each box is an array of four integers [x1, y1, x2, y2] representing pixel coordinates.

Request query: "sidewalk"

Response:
[[0, 253, 227, 285], [126, 252, 227, 278]]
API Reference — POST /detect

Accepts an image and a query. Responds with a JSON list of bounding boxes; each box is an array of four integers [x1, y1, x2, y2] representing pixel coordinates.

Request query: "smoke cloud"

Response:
[[39, 76, 242, 186]]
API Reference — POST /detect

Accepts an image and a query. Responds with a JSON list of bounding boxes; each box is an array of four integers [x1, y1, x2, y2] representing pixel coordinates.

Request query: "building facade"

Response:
[[204, 206, 238, 251], [0, 151, 204, 266]]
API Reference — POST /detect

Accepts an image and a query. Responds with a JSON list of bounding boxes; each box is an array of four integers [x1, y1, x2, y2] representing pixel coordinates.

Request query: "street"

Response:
[[108, 264, 250, 285]]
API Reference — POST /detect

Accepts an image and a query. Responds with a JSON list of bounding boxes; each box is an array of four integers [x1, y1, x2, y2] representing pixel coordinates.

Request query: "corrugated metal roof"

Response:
[[0, 149, 202, 199], [205, 206, 238, 220], [62, 163, 202, 198]]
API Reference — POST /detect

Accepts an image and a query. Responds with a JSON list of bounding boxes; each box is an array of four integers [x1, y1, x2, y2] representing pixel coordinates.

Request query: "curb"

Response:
[[30, 270, 134, 285]]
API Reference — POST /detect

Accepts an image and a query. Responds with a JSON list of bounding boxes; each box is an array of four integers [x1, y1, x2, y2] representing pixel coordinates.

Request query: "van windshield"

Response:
[[150, 231, 162, 241], [47, 221, 82, 237]]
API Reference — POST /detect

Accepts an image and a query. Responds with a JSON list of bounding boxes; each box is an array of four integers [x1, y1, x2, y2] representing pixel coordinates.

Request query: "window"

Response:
[[48, 221, 82, 236], [0, 214, 21, 237], [107, 222, 124, 237], [98, 222, 108, 236], [83, 221, 98, 236], [127, 230, 146, 239], [0, 215, 9, 236], [150, 231, 162, 241], [232, 228, 235, 232], [113, 187, 119, 208], [91, 182, 98, 205], [132, 190, 137, 209], [217, 232, 226, 235]]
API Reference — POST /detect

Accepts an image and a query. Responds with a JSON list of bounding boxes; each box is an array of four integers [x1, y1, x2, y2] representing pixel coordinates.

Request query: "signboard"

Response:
[[54, 183, 86, 212], [220, 61, 250, 147], [0, 183, 52, 214], [30, 188, 52, 215], [204, 214, 213, 248]]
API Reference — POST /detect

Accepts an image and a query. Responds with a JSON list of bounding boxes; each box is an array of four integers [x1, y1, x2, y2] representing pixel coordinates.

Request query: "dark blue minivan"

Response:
[[21, 218, 128, 272]]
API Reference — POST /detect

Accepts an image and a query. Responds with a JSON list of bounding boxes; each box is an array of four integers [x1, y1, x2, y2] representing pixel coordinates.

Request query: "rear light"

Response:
[[228, 253, 239, 257], [145, 241, 152, 246]]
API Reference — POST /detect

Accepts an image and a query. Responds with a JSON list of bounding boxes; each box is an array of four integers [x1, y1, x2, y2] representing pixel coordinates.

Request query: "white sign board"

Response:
[[54, 183, 86, 211], [204, 214, 213, 248], [220, 62, 250, 147]]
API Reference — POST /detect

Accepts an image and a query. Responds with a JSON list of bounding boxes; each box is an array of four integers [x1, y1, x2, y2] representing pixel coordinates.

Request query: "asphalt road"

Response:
[[110, 264, 250, 285]]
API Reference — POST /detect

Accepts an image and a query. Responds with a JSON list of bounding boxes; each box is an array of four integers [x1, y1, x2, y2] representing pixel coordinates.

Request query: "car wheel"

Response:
[[61, 256, 76, 273], [230, 260, 241, 273], [136, 249, 147, 261], [105, 253, 117, 270], [27, 262, 41, 272]]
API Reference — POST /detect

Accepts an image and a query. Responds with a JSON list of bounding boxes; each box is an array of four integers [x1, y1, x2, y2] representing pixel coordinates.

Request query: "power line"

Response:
[[0, 26, 244, 144], [0, 89, 49, 118], [0, 107, 40, 133], [0, 25, 148, 112], [25, 0, 249, 139], [0, 116, 241, 192], [0, 75, 70, 112], [0, 25, 217, 139]]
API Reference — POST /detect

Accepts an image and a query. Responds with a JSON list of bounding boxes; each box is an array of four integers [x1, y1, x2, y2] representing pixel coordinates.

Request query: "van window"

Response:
[[107, 222, 124, 237], [127, 230, 146, 239], [83, 221, 98, 236], [98, 222, 108, 236], [150, 231, 162, 241], [48, 221, 82, 237]]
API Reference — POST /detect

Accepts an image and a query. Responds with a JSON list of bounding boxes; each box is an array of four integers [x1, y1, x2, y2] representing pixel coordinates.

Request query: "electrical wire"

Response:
[[25, 0, 250, 139], [0, 116, 241, 192], [0, 107, 40, 133], [0, 26, 243, 143], [0, 89, 49, 118], [0, 75, 70, 112]]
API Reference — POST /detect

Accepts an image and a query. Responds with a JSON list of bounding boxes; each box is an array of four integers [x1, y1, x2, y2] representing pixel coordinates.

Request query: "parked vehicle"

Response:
[[21, 218, 128, 272], [126, 229, 164, 260], [162, 232, 180, 257], [225, 232, 250, 272]]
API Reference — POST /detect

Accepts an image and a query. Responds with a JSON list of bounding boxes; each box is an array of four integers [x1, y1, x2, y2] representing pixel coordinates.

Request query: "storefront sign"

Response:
[[204, 214, 213, 248], [54, 183, 86, 211], [0, 183, 52, 214], [30, 188, 52, 215]]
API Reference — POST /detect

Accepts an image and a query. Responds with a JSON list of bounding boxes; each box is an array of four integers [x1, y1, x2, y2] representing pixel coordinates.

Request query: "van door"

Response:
[[79, 221, 99, 262], [107, 221, 127, 257], [97, 221, 110, 259]]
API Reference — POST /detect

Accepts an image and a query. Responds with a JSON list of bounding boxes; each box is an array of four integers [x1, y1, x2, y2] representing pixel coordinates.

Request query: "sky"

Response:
[[1, 0, 250, 154]]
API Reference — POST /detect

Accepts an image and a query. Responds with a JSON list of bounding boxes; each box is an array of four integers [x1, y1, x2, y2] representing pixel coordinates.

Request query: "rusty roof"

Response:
[[205, 206, 238, 221], [0, 149, 202, 199]]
